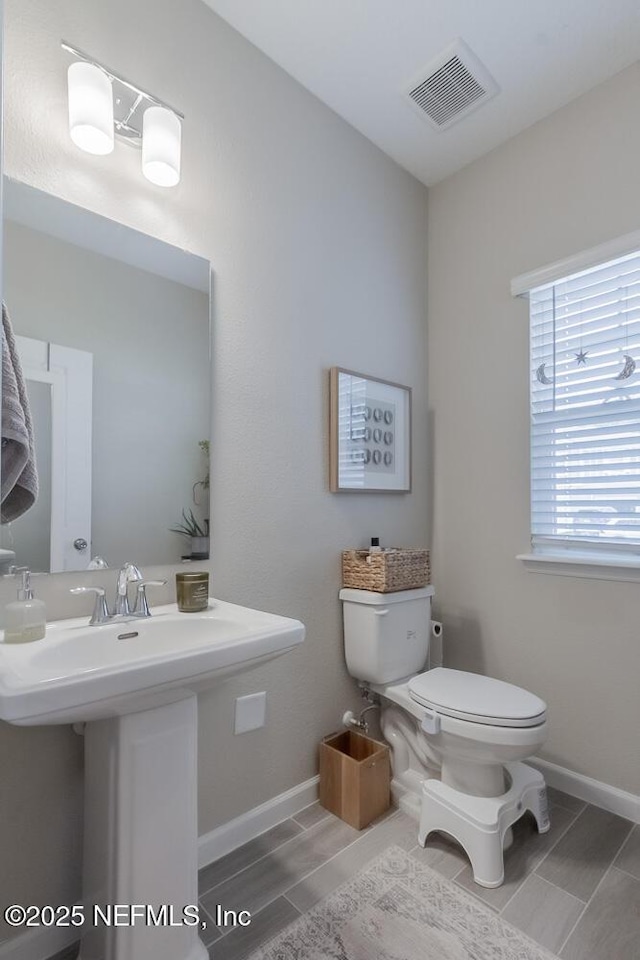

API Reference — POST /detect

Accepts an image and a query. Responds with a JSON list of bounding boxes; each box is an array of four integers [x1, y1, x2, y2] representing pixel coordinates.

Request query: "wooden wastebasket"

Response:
[[319, 730, 390, 830]]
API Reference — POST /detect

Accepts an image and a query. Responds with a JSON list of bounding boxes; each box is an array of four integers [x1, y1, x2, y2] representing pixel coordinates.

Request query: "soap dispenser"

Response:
[[3, 568, 46, 643]]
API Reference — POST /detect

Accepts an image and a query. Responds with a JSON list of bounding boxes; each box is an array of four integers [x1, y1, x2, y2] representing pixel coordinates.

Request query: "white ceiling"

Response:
[[202, 0, 640, 186]]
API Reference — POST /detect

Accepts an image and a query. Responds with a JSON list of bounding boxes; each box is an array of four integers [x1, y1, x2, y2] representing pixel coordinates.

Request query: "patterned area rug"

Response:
[[248, 846, 556, 960]]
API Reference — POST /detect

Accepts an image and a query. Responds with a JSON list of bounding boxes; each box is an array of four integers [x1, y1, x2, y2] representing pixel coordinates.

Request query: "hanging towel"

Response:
[[1, 304, 39, 522]]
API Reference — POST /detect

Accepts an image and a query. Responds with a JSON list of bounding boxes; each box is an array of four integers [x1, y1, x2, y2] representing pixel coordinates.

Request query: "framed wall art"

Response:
[[329, 367, 411, 493]]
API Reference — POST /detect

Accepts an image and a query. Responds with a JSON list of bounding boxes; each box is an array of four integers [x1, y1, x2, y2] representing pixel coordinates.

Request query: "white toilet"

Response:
[[340, 585, 550, 887]]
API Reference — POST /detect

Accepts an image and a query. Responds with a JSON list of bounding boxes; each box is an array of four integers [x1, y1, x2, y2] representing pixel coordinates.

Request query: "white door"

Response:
[[18, 335, 93, 572]]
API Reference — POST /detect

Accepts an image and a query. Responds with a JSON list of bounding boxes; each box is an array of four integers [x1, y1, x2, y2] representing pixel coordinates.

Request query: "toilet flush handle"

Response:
[[373, 608, 389, 616], [421, 708, 441, 735]]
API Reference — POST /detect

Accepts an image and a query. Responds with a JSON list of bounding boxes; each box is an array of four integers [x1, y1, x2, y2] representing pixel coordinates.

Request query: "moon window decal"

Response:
[[613, 354, 636, 381], [536, 363, 553, 385]]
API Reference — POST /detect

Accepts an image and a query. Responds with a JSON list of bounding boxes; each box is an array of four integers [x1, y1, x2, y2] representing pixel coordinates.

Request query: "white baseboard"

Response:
[[532, 757, 640, 824], [0, 776, 320, 960], [198, 775, 320, 868]]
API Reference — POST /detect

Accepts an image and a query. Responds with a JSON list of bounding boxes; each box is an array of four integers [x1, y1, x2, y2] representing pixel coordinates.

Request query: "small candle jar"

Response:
[[176, 571, 209, 613]]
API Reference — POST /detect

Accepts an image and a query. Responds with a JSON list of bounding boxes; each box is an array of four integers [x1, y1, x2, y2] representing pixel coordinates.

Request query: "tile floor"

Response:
[[48, 788, 640, 960], [198, 789, 640, 960]]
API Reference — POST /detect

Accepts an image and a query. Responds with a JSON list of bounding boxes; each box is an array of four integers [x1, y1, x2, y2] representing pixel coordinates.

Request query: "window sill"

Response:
[[517, 552, 640, 582]]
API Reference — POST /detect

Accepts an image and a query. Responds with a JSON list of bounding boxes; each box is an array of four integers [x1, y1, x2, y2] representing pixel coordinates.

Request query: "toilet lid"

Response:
[[409, 668, 546, 727]]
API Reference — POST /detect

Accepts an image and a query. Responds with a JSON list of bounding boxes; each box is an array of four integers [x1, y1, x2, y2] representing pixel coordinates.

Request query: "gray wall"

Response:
[[428, 61, 640, 797], [0, 0, 429, 941], [3, 219, 210, 570]]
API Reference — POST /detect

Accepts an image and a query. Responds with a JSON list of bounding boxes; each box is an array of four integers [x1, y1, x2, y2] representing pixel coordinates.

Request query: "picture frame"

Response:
[[329, 367, 412, 493]]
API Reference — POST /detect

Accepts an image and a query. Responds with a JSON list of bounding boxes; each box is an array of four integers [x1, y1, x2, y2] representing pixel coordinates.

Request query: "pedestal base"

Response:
[[78, 695, 208, 960]]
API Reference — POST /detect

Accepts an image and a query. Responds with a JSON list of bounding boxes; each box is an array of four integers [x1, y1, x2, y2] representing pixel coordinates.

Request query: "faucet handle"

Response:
[[70, 586, 110, 625], [132, 580, 167, 618]]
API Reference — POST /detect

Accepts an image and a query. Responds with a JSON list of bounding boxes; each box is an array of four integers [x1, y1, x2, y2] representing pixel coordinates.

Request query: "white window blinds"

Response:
[[530, 248, 640, 552]]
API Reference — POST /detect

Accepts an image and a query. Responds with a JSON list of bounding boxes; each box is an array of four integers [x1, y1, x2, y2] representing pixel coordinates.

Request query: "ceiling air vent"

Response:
[[405, 39, 498, 131]]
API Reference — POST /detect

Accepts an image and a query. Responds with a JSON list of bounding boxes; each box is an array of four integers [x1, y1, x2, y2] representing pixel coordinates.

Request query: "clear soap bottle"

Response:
[[3, 568, 46, 643]]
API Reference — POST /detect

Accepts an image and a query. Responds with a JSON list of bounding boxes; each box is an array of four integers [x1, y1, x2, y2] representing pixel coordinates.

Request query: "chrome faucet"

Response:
[[114, 562, 143, 616], [70, 563, 167, 625]]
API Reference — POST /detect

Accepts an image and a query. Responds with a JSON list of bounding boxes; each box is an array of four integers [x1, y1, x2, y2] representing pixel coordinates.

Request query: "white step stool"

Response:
[[418, 761, 550, 888]]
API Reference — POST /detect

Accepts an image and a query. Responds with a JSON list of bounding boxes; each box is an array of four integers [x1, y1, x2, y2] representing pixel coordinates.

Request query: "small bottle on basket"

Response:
[[366, 537, 383, 564]]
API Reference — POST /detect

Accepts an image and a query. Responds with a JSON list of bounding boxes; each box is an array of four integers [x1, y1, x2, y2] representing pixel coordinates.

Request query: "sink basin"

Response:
[[0, 598, 305, 725]]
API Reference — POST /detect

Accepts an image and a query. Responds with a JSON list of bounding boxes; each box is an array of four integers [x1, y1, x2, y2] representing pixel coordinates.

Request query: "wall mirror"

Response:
[[1, 177, 211, 574]]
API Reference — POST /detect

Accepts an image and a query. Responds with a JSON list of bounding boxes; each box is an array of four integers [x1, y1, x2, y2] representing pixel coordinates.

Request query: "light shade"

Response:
[[142, 106, 182, 187], [67, 61, 114, 156]]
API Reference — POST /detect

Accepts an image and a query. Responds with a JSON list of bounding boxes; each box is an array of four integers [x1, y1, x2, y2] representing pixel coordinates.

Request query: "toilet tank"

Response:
[[339, 586, 434, 684]]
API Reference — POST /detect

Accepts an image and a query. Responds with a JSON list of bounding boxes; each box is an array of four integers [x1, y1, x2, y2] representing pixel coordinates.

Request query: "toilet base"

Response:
[[390, 767, 432, 821], [418, 761, 550, 888]]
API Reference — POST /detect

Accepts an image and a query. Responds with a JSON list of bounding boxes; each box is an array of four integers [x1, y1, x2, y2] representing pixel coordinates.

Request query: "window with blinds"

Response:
[[530, 248, 640, 553]]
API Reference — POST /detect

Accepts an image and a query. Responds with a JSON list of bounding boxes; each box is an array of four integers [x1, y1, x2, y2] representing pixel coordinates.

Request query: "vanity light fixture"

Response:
[[67, 61, 114, 155], [62, 42, 184, 186], [142, 106, 182, 187]]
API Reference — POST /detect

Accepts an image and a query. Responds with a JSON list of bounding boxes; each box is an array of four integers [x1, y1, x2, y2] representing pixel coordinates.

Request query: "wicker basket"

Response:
[[342, 548, 430, 593]]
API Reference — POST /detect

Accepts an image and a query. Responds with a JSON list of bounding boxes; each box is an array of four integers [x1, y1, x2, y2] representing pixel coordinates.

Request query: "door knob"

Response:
[[73, 538, 88, 551]]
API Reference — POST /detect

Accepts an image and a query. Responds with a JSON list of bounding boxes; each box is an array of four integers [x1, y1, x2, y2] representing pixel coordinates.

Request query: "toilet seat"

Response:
[[409, 668, 546, 728]]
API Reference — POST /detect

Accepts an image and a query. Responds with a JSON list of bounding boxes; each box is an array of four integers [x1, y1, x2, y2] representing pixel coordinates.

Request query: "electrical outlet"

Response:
[[234, 692, 267, 734]]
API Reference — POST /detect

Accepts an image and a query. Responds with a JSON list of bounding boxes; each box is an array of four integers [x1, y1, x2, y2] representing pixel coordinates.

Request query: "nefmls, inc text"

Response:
[[93, 904, 200, 926]]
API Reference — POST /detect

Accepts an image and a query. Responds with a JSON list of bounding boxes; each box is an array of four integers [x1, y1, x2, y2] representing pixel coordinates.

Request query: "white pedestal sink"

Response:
[[0, 599, 305, 960]]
